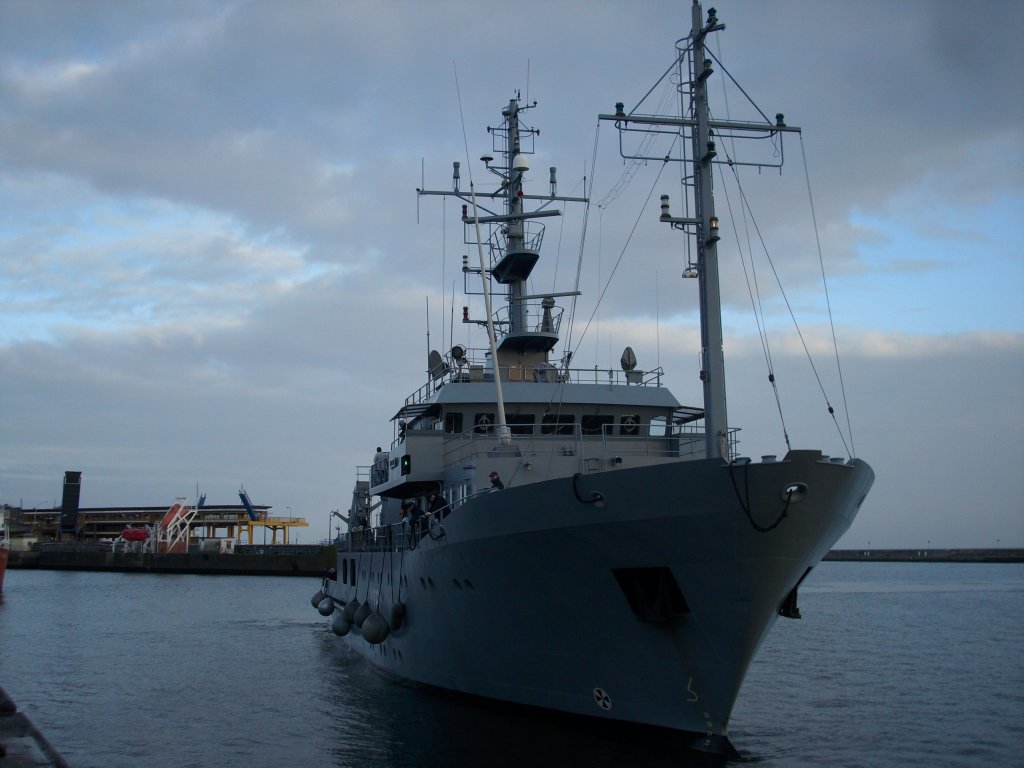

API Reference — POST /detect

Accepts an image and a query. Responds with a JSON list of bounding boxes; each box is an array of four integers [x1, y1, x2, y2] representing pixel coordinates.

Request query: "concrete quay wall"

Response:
[[8, 544, 335, 577]]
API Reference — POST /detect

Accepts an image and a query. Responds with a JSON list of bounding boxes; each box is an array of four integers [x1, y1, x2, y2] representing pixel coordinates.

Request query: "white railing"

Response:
[[401, 355, 666, 410]]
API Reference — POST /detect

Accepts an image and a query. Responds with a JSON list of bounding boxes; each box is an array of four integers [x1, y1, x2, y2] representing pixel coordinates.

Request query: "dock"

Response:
[[7, 543, 335, 576]]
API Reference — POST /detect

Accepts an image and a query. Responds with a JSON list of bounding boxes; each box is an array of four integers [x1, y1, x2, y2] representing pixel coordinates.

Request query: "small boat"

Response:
[[120, 527, 149, 543], [313, 1, 873, 755]]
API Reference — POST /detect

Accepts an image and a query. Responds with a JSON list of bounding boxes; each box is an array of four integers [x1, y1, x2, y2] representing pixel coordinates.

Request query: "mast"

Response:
[[417, 95, 588, 376], [690, 1, 728, 459], [599, 0, 800, 462], [503, 99, 529, 336]]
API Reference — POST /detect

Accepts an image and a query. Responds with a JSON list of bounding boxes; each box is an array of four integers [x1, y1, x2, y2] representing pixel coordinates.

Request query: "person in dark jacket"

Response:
[[489, 471, 504, 490], [402, 499, 426, 534], [427, 491, 447, 520]]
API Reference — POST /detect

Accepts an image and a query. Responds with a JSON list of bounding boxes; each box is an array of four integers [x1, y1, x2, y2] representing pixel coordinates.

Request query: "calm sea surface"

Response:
[[1, 562, 1021, 767]]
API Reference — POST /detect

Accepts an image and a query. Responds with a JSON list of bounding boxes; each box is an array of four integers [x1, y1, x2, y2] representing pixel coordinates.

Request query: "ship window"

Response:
[[342, 558, 348, 584], [507, 414, 536, 435], [582, 415, 614, 436], [444, 412, 463, 434], [474, 412, 495, 434], [542, 414, 576, 435], [649, 415, 668, 437], [349, 559, 356, 586]]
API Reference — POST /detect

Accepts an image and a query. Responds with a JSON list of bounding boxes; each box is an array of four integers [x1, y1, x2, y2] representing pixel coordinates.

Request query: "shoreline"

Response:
[[5, 546, 1021, 576]]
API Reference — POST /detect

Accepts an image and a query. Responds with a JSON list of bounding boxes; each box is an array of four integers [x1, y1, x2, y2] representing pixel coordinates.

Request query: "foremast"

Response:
[[690, 2, 728, 460], [417, 96, 588, 389], [600, 0, 801, 460]]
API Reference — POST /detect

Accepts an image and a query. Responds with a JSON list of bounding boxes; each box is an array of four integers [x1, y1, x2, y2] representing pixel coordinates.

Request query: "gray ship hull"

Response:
[[327, 450, 873, 746]]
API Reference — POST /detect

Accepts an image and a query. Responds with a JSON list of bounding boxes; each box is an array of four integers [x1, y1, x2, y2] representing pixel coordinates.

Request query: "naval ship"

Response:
[[312, 1, 874, 754]]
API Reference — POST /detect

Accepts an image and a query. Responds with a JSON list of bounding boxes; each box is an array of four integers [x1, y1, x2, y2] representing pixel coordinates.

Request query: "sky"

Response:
[[1, 0, 1022, 549]]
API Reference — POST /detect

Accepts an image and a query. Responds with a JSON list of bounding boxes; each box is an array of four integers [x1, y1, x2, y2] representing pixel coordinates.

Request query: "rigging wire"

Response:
[[710, 34, 790, 451], [655, 270, 661, 371], [716, 159, 791, 452], [705, 32, 852, 456], [561, 121, 601, 364], [571, 152, 673, 356], [719, 146, 852, 458], [596, 74, 679, 210], [441, 196, 446, 353], [594, 208, 602, 362], [549, 174, 587, 295], [800, 133, 856, 457], [452, 61, 510, 443]]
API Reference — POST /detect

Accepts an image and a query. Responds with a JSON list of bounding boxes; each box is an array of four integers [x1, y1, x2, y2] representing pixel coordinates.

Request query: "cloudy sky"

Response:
[[2, 0, 1022, 548]]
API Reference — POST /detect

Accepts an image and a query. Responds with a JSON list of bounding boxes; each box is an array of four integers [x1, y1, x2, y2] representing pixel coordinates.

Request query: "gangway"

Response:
[[238, 487, 259, 522], [159, 498, 198, 553]]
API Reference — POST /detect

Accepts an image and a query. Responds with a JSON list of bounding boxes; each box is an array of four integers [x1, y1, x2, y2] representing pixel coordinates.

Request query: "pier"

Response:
[[7, 543, 335, 576]]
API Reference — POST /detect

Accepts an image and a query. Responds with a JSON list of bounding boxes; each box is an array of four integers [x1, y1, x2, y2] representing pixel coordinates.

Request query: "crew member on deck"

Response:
[[489, 471, 504, 490], [428, 491, 446, 520], [401, 499, 426, 533]]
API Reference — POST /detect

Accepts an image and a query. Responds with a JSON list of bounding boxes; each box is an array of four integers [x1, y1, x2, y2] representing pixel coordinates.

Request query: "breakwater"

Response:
[[825, 548, 1023, 563]]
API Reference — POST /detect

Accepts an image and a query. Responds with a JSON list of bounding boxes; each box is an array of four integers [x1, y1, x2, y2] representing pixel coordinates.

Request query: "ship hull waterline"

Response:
[[326, 450, 874, 752]]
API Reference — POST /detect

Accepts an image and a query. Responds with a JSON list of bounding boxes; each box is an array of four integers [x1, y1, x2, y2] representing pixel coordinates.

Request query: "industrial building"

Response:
[[3, 471, 308, 549]]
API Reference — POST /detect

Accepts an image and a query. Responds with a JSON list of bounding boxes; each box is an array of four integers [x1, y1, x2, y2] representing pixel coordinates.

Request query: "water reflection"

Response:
[[315, 632, 729, 767]]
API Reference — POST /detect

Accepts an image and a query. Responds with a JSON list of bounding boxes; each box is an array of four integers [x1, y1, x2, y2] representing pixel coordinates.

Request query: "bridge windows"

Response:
[[507, 414, 536, 435], [582, 414, 614, 436], [542, 414, 576, 435]]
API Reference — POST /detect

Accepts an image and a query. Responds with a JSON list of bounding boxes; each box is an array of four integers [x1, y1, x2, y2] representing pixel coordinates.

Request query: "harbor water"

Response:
[[1, 562, 1021, 767]]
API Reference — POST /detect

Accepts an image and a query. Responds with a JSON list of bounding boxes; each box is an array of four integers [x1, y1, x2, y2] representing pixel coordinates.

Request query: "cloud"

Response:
[[1, 0, 1022, 547]]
